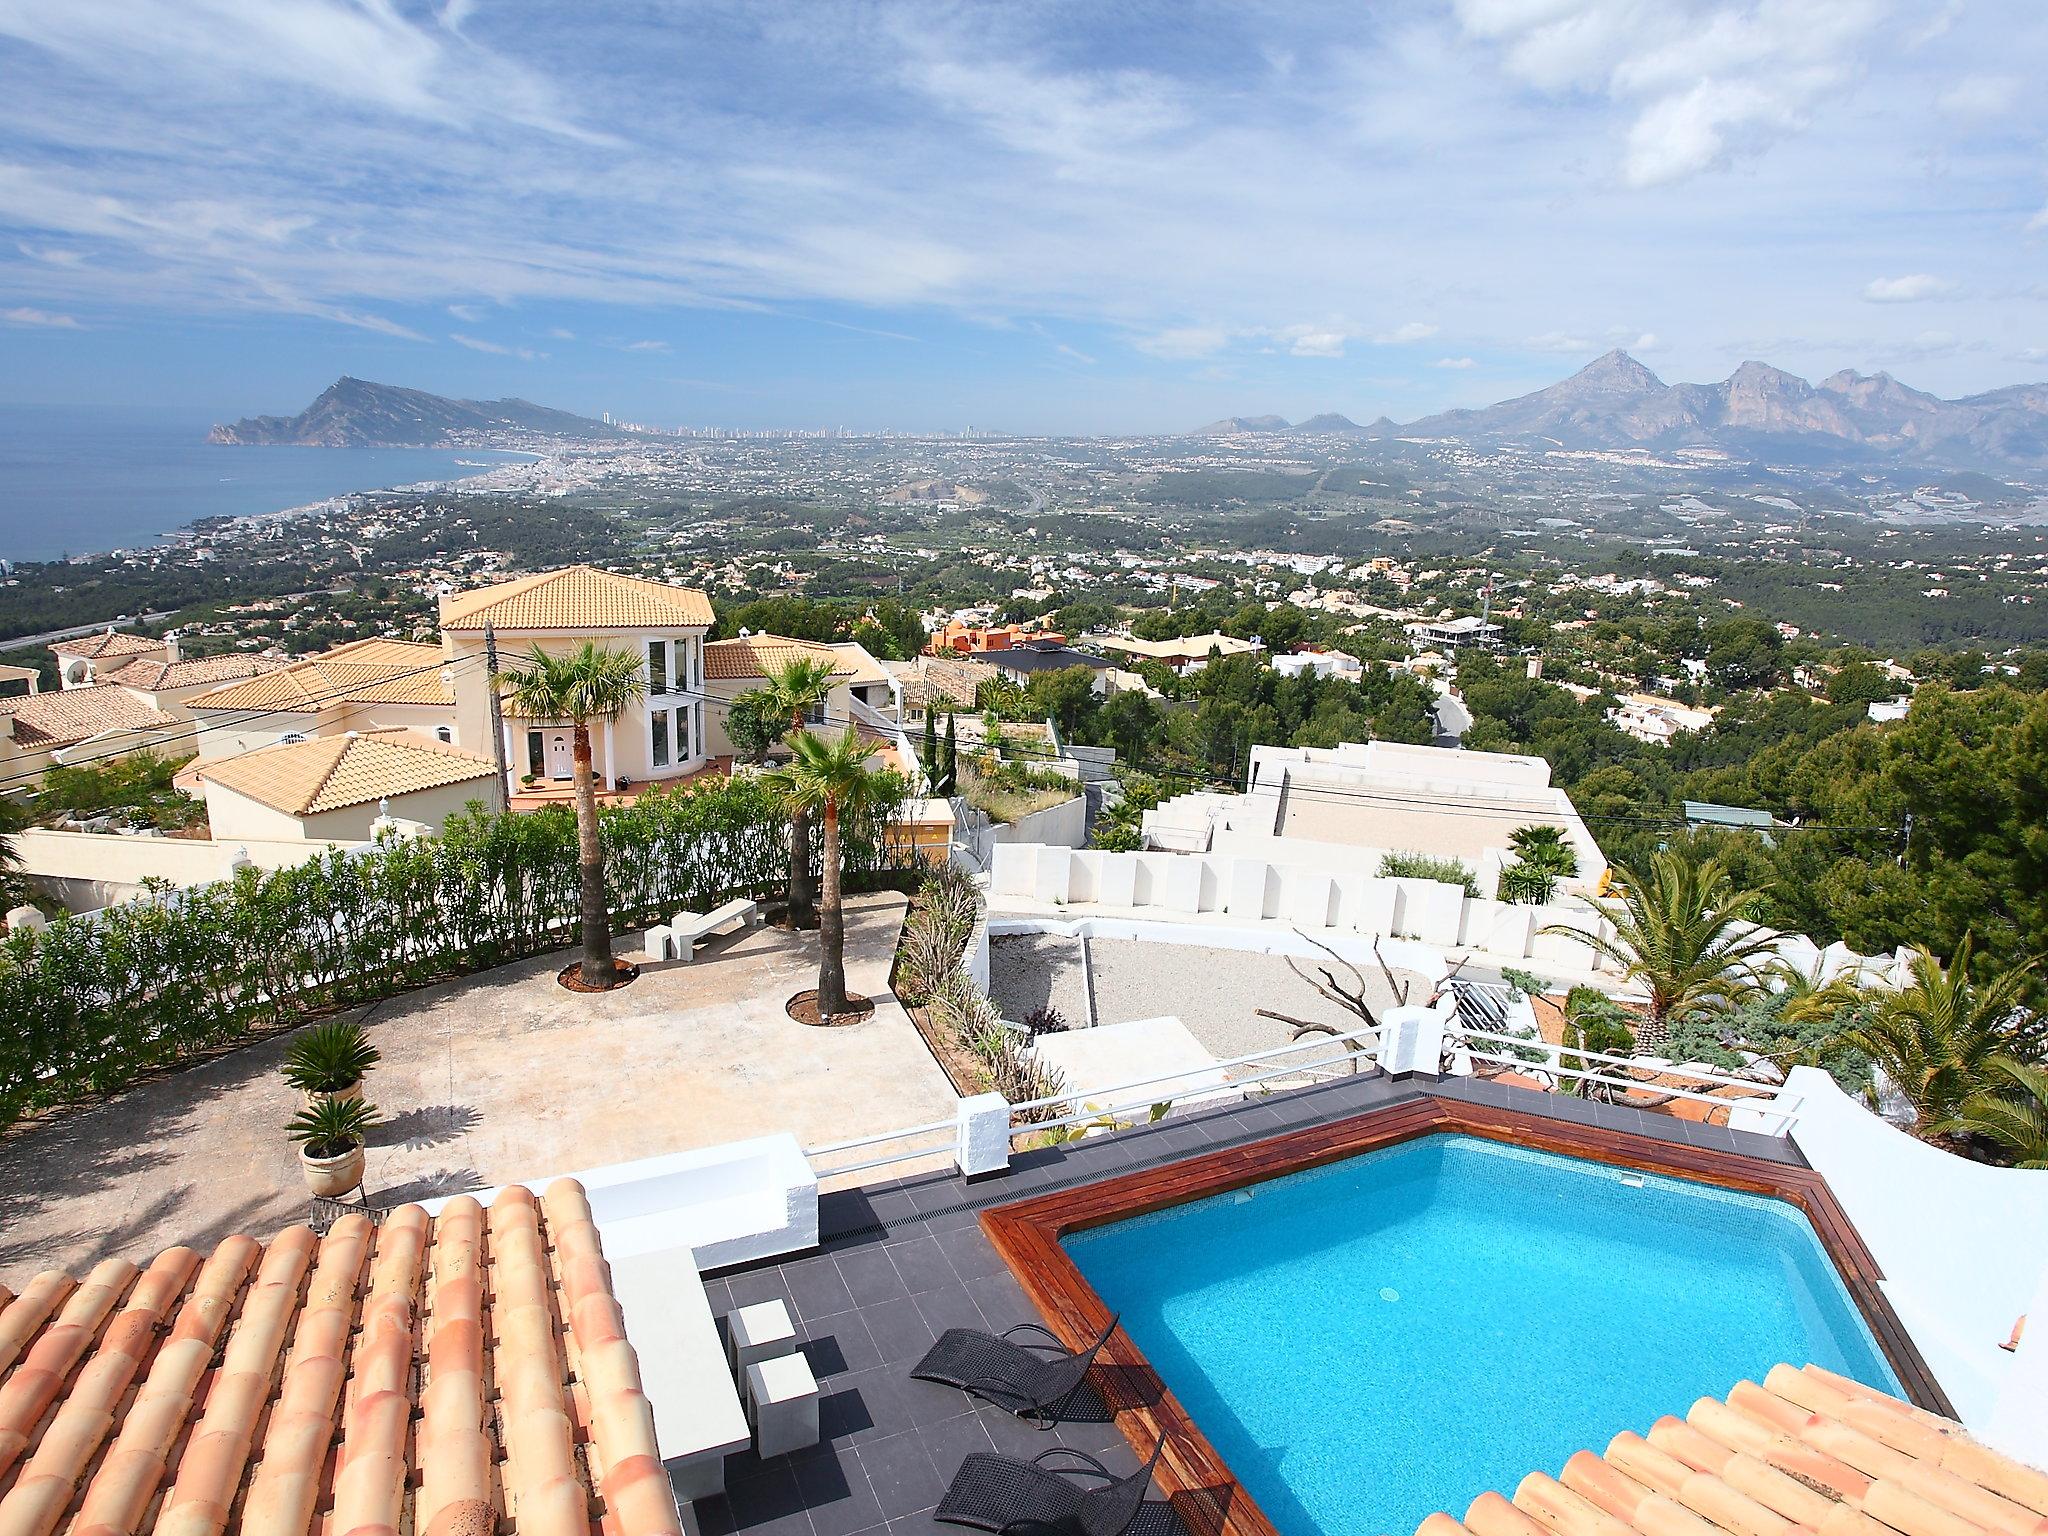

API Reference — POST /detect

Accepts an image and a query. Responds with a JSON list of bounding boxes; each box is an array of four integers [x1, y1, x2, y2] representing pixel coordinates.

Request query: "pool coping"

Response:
[[978, 1091, 1952, 1536]]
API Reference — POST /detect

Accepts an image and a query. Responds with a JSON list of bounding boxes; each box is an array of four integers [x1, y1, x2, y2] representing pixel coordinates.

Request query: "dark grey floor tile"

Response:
[[784, 1257, 858, 1322], [793, 1444, 887, 1536], [802, 1309, 883, 1379], [727, 1265, 791, 1310], [975, 1401, 1058, 1456], [860, 1295, 939, 1365], [915, 1411, 995, 1482], [885, 1513, 951, 1536], [913, 1284, 988, 1338], [903, 1372, 975, 1428], [962, 1269, 1029, 1326], [931, 1224, 1005, 1282], [722, 1462, 813, 1536], [820, 1187, 886, 1244], [691, 1489, 739, 1536], [858, 1430, 947, 1521], [825, 1366, 921, 1443], [884, 1235, 959, 1297], [836, 1244, 912, 1306]]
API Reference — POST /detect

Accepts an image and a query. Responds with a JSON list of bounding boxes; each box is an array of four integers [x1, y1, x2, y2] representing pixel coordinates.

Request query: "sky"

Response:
[[1, 0, 2045, 435]]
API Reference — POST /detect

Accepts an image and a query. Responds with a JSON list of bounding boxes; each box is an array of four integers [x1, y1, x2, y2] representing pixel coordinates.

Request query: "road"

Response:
[[0, 611, 179, 649]]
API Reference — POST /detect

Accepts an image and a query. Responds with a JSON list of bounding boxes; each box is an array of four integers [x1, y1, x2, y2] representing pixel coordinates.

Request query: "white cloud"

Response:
[[2, 306, 80, 327], [1433, 356, 1479, 368], [1282, 324, 1348, 357], [447, 302, 484, 321], [1629, 331, 1662, 351], [1374, 321, 1438, 344], [1134, 326, 1231, 360], [624, 338, 670, 353], [2028, 203, 2048, 233], [1863, 273, 1954, 303], [1526, 330, 1595, 353], [1936, 74, 2018, 118], [1055, 343, 1096, 365], [451, 332, 539, 359], [547, 327, 576, 340]]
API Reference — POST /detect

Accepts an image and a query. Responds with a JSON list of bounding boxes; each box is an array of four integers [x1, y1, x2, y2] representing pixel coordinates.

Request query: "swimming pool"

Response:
[[1062, 1133, 1902, 1536]]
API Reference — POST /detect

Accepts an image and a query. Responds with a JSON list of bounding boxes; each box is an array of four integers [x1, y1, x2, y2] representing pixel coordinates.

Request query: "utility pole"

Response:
[[484, 623, 510, 815]]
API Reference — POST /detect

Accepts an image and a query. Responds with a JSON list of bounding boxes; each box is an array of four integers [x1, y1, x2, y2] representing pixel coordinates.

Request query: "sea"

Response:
[[0, 404, 537, 564]]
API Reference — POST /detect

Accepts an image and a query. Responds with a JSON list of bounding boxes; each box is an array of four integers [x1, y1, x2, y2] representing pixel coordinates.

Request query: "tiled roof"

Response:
[[0, 685, 181, 749], [885, 657, 998, 710], [197, 729, 495, 816], [0, 1180, 681, 1536], [47, 630, 163, 660], [184, 640, 449, 714], [703, 634, 852, 682], [441, 566, 713, 632], [102, 654, 292, 693], [1416, 1364, 2048, 1536]]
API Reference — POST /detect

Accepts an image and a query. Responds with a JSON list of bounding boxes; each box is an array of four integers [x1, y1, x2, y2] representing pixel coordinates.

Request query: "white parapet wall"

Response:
[[13, 826, 344, 910], [989, 841, 1609, 970], [1775, 1066, 2048, 1456]]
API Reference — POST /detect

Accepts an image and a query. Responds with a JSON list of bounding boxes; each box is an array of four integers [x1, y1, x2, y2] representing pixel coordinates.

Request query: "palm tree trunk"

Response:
[[787, 708, 815, 926], [571, 720, 615, 988], [817, 800, 847, 1017]]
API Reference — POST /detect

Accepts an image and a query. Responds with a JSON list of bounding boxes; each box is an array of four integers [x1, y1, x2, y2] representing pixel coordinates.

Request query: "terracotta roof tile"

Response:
[[196, 728, 496, 816], [100, 654, 292, 693], [0, 1180, 680, 1536], [47, 631, 163, 661], [1418, 1366, 2048, 1536], [441, 566, 713, 631], [703, 634, 852, 682], [183, 638, 450, 714], [0, 686, 182, 750]]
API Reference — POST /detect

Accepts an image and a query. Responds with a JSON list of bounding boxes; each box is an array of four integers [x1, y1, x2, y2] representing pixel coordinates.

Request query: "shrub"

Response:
[[1379, 850, 1480, 898], [895, 865, 981, 1005], [281, 1019, 379, 1094], [1499, 967, 1549, 997], [286, 1094, 381, 1158], [1021, 1006, 1069, 1036], [1496, 862, 1558, 905]]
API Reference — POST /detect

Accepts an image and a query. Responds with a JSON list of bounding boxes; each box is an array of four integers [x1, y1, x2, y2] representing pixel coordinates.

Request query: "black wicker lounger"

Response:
[[934, 1432, 1168, 1536], [910, 1314, 1120, 1427]]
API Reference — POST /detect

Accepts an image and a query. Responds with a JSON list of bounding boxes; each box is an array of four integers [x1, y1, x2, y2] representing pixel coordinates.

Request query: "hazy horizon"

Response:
[[3, 1, 2044, 435]]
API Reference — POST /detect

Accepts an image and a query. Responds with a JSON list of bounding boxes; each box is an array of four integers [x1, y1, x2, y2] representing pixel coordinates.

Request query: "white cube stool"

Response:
[[643, 924, 674, 962], [745, 1352, 819, 1460], [728, 1299, 798, 1374]]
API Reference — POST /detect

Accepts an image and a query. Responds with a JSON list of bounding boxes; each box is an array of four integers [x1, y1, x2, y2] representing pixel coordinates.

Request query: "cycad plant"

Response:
[[1844, 938, 2040, 1127], [1932, 1056, 2048, 1167], [286, 1093, 381, 1159], [1546, 850, 1777, 1052], [281, 1018, 379, 1095], [767, 728, 890, 1018], [503, 642, 648, 988]]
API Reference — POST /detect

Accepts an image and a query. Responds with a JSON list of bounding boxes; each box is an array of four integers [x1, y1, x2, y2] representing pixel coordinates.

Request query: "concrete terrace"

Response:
[[0, 891, 955, 1284]]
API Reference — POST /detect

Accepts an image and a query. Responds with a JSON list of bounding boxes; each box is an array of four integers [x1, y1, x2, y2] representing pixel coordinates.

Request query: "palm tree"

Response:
[[1931, 1056, 2048, 1167], [503, 642, 647, 990], [767, 729, 889, 1018], [1509, 823, 1579, 878], [1544, 850, 1778, 1052], [761, 656, 838, 927], [1843, 938, 2039, 1127]]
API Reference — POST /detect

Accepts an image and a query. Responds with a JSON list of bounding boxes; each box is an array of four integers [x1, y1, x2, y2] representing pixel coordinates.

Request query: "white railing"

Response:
[[1006, 1020, 1379, 1136], [804, 1116, 958, 1179], [1450, 1025, 1803, 1137]]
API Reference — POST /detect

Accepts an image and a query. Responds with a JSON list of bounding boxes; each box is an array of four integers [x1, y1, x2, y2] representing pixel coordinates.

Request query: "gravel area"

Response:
[[1085, 937, 1429, 1065], [989, 932, 1092, 1027]]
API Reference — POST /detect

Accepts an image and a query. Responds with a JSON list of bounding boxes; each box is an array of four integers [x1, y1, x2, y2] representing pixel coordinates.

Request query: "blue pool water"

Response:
[[1064, 1134, 1900, 1536]]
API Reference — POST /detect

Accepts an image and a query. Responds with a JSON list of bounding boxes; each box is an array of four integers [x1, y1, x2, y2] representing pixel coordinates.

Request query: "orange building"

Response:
[[926, 618, 1066, 655]]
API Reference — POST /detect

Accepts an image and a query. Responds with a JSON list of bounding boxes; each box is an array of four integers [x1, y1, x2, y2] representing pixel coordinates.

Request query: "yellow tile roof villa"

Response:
[[0, 1180, 680, 1536], [47, 630, 163, 661], [196, 728, 496, 816], [441, 566, 714, 632], [702, 634, 852, 681], [1417, 1364, 2048, 1536]]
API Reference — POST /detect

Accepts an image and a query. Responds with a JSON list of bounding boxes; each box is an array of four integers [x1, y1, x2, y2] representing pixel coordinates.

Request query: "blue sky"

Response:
[[1, 0, 2045, 434]]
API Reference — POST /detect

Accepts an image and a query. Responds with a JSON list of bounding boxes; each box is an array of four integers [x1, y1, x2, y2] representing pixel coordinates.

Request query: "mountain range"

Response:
[[1198, 351, 2048, 470], [208, 377, 630, 447]]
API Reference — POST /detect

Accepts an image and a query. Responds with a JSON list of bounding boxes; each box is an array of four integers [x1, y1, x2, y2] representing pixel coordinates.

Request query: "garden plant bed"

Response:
[[784, 989, 876, 1027], [556, 958, 641, 993]]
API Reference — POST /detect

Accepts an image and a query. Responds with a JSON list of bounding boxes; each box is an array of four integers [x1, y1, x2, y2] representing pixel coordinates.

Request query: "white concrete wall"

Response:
[[13, 826, 342, 909], [1774, 1066, 2048, 1451], [989, 792, 1086, 850], [987, 842, 1612, 969]]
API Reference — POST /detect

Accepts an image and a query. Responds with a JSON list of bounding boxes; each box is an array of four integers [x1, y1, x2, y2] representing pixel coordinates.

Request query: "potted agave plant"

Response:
[[288, 1095, 380, 1198], [281, 1019, 379, 1110]]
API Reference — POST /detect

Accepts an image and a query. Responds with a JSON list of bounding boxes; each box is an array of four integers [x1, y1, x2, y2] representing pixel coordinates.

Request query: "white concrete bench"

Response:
[[608, 1245, 750, 1502], [660, 897, 760, 961]]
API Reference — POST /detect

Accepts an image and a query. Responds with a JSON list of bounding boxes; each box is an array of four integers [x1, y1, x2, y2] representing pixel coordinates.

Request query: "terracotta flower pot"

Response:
[[300, 1142, 366, 1198]]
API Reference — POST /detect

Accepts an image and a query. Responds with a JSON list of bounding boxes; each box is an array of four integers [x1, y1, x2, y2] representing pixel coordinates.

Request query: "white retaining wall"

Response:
[[988, 841, 1612, 969], [1773, 1066, 2048, 1456], [14, 826, 345, 911]]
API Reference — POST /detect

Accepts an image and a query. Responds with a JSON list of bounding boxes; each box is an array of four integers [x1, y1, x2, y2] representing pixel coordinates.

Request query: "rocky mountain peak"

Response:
[[1556, 349, 1666, 398]]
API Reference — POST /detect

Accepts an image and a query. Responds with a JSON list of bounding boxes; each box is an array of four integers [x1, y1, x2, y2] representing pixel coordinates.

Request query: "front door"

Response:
[[546, 730, 573, 780]]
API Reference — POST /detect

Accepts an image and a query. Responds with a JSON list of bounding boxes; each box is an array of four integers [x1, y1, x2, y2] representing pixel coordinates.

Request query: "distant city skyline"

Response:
[[2, 0, 2045, 434]]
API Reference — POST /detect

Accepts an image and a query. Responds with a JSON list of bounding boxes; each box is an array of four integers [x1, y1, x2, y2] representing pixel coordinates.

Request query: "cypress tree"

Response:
[[942, 712, 958, 795], [922, 709, 938, 784]]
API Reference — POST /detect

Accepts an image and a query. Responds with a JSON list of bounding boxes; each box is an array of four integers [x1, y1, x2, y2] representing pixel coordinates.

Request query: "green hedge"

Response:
[[0, 775, 909, 1128]]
